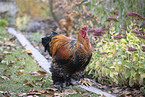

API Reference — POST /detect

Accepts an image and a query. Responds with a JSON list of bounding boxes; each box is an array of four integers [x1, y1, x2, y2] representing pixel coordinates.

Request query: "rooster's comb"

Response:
[[82, 25, 88, 31]]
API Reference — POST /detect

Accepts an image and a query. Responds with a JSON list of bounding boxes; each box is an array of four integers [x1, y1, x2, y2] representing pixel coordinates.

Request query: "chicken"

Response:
[[42, 25, 92, 90], [59, 15, 73, 36]]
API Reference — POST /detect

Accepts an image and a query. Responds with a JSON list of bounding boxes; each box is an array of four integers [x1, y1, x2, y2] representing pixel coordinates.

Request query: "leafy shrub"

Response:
[[0, 19, 9, 27], [86, 13, 145, 88]]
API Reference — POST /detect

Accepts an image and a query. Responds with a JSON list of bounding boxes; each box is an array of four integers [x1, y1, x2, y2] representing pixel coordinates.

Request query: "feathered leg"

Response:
[[50, 62, 72, 90], [71, 70, 85, 81], [50, 62, 65, 91]]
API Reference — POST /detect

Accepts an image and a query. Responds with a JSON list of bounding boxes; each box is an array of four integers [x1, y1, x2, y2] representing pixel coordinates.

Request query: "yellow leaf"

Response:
[[23, 74, 28, 76], [97, 42, 102, 47], [13, 82, 18, 84], [120, 39, 127, 44], [89, 21, 93, 28], [115, 66, 119, 72], [22, 50, 32, 55], [41, 90, 45, 93], [131, 22, 133, 26], [25, 50, 32, 53], [17, 72, 23, 75], [133, 56, 138, 61]]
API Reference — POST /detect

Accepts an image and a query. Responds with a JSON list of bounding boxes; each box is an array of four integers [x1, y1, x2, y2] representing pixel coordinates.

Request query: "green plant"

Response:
[[0, 19, 9, 27], [86, 12, 145, 89]]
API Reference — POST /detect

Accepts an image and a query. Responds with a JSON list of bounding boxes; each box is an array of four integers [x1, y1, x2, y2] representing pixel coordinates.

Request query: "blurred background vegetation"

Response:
[[0, 0, 145, 94]]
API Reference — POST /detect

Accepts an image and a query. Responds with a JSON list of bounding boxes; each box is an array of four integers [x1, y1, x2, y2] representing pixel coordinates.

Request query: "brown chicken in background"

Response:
[[59, 15, 73, 36], [42, 25, 92, 90]]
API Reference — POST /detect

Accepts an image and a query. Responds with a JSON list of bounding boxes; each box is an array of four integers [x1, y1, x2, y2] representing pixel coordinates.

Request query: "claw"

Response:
[[80, 78, 94, 86]]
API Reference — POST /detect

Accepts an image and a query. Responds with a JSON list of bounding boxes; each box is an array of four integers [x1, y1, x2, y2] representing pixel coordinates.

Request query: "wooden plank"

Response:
[[8, 28, 51, 74], [8, 28, 116, 97]]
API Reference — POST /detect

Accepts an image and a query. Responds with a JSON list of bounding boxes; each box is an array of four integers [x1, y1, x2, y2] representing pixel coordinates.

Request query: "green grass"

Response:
[[0, 27, 52, 96]]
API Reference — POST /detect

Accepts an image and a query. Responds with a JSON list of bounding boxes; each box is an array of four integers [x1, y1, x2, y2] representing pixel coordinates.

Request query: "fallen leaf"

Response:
[[112, 88, 120, 93], [3, 68, 8, 72], [7, 64, 13, 67], [42, 92, 54, 97], [9, 60, 16, 64], [17, 93, 27, 96], [22, 50, 32, 55], [24, 79, 28, 83], [17, 72, 23, 75], [25, 82, 34, 87], [37, 70, 47, 76], [30, 72, 41, 77], [1, 76, 10, 80], [27, 92, 41, 95], [23, 74, 28, 76], [41, 90, 45, 93], [45, 87, 58, 91], [18, 65, 26, 69], [9, 36, 16, 41], [4, 42, 16, 47], [13, 82, 18, 84], [55, 89, 77, 96], [3, 51, 12, 55]]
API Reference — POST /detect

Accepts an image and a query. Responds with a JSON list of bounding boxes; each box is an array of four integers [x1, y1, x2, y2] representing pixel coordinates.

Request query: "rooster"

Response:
[[42, 25, 92, 90], [59, 15, 73, 36]]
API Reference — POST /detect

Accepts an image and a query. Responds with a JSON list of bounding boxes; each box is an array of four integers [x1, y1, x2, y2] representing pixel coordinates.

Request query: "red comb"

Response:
[[82, 25, 88, 30]]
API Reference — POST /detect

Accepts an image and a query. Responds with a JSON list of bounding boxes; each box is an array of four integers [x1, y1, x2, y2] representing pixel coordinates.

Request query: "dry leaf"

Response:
[[45, 87, 58, 91], [17, 93, 27, 96], [22, 50, 32, 55], [24, 79, 28, 83], [25, 82, 34, 87], [42, 92, 54, 97], [1, 76, 10, 80], [30, 72, 41, 76], [9, 60, 16, 64], [4, 42, 15, 47], [9, 36, 16, 41], [7, 64, 13, 67], [18, 65, 26, 69], [17, 72, 23, 75], [3, 51, 12, 55], [3, 68, 8, 72], [112, 88, 120, 93], [13, 82, 18, 84], [37, 70, 47, 76]]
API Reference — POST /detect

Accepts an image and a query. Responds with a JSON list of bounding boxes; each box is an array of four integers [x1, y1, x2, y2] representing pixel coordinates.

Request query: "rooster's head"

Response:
[[80, 25, 88, 38]]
